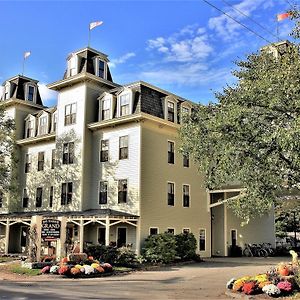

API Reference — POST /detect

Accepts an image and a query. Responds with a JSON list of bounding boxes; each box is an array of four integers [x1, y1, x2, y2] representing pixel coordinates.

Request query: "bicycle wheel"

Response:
[[243, 248, 253, 257]]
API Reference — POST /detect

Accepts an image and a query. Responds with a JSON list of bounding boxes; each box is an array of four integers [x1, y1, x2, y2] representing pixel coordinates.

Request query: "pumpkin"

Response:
[[58, 266, 70, 275], [70, 267, 81, 276], [61, 257, 69, 264], [95, 266, 105, 273], [278, 264, 290, 276]]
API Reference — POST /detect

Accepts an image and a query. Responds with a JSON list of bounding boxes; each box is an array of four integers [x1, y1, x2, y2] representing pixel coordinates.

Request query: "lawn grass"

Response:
[[10, 264, 41, 276], [113, 266, 133, 272]]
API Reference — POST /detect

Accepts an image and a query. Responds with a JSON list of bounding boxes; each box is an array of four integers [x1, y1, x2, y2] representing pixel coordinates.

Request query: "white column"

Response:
[[105, 216, 110, 246], [79, 219, 84, 253], [4, 220, 9, 254], [135, 219, 141, 256], [57, 216, 66, 260], [224, 192, 228, 257]]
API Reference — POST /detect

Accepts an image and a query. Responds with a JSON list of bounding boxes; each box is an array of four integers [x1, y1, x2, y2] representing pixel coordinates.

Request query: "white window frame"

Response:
[[167, 140, 175, 164], [24, 83, 37, 103], [117, 90, 133, 117], [167, 181, 175, 206], [164, 96, 178, 123], [22, 188, 29, 208], [99, 139, 109, 163], [182, 184, 190, 208], [38, 114, 48, 135], [117, 178, 128, 204], [119, 135, 129, 160], [116, 226, 127, 247], [167, 228, 175, 234], [230, 229, 238, 246], [68, 54, 78, 77], [94, 57, 107, 79], [199, 228, 206, 251], [64, 102, 77, 126], [149, 227, 159, 235], [182, 228, 190, 234], [3, 82, 11, 100], [98, 180, 108, 205], [25, 117, 35, 138], [52, 112, 57, 132]]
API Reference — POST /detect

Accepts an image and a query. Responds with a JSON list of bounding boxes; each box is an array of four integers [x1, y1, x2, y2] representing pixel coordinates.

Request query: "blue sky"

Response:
[[0, 0, 296, 107]]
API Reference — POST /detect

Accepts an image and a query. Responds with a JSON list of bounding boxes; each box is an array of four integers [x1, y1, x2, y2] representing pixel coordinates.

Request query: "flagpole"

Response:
[[22, 56, 25, 76], [276, 16, 279, 42], [88, 25, 91, 47]]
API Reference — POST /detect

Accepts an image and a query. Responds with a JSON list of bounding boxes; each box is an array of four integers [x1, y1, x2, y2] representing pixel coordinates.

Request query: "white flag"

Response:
[[24, 51, 31, 59], [89, 21, 103, 30]]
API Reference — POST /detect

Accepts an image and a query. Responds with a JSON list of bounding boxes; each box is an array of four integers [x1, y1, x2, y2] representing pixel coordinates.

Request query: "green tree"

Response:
[[0, 104, 15, 192], [180, 43, 300, 221]]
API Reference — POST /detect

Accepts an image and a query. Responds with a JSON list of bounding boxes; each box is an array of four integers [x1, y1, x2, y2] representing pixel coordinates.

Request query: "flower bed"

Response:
[[41, 256, 113, 278], [226, 250, 300, 298]]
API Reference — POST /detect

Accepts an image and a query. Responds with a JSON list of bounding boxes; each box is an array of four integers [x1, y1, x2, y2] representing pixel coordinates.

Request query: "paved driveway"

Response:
[[0, 257, 291, 300]]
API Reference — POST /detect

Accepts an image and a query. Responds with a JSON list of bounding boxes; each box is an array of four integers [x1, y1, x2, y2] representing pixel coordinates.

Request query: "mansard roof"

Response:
[[2, 75, 43, 106]]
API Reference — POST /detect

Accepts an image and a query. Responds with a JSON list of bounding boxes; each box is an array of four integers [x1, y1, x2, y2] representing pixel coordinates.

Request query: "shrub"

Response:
[[116, 247, 138, 266], [142, 233, 177, 264], [175, 232, 197, 260], [86, 245, 118, 264]]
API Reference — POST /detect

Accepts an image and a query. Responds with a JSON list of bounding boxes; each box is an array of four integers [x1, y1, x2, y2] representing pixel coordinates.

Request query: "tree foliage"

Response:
[[0, 104, 15, 191], [180, 43, 300, 221]]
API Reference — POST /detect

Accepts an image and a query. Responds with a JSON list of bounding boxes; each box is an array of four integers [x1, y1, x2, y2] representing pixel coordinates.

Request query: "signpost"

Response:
[[41, 219, 61, 241]]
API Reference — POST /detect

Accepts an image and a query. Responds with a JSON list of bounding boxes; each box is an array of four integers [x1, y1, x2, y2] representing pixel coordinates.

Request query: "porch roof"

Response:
[[0, 209, 139, 219]]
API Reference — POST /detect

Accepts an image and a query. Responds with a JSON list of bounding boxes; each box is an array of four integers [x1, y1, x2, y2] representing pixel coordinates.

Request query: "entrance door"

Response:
[[20, 226, 28, 253], [98, 227, 106, 245], [117, 228, 126, 247]]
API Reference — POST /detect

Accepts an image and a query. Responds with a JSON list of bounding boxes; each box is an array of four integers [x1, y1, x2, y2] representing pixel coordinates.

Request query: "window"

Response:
[[64, 103, 77, 125], [0, 191, 3, 208], [98, 60, 105, 78], [51, 149, 56, 169], [182, 107, 190, 115], [4, 83, 10, 100], [183, 228, 190, 234], [119, 136, 128, 159], [49, 186, 54, 208], [231, 229, 237, 247], [52, 113, 57, 132], [118, 179, 127, 203], [101, 98, 111, 120], [68, 55, 77, 76], [183, 185, 190, 207], [63, 142, 74, 164], [24, 154, 31, 173], [22, 189, 29, 208], [183, 154, 189, 167], [149, 228, 158, 235], [167, 228, 175, 234], [167, 182, 175, 206], [37, 152, 44, 171], [168, 141, 174, 164], [99, 181, 108, 204], [61, 182, 73, 205], [120, 94, 130, 116], [98, 227, 106, 245], [39, 116, 48, 135], [27, 86, 35, 102], [36, 187, 43, 208], [26, 120, 34, 138], [100, 140, 109, 162], [199, 229, 206, 251], [167, 101, 175, 122]]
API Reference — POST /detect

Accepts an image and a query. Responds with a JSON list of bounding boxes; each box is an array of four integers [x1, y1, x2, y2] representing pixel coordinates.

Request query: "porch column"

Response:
[[57, 216, 66, 259], [135, 219, 141, 256], [79, 219, 84, 253], [4, 220, 9, 254], [105, 216, 110, 246], [224, 193, 228, 257]]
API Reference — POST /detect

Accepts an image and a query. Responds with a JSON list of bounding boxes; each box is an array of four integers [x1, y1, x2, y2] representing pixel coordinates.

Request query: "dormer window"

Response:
[[25, 83, 37, 103], [52, 113, 57, 132], [25, 119, 34, 138], [101, 98, 111, 120], [120, 94, 130, 116], [182, 107, 190, 115], [94, 58, 107, 79], [39, 116, 48, 135], [68, 54, 78, 77], [4, 82, 10, 100], [164, 96, 178, 123]]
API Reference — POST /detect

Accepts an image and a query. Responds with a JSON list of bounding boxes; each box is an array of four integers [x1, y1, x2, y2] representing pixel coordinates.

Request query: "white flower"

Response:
[[262, 284, 281, 296], [50, 265, 59, 274], [226, 278, 236, 289], [83, 265, 94, 275]]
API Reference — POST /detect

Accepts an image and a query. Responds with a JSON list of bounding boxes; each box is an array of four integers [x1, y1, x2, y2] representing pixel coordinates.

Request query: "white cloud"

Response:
[[109, 52, 136, 68], [38, 83, 57, 107], [208, 0, 274, 40], [147, 25, 213, 63]]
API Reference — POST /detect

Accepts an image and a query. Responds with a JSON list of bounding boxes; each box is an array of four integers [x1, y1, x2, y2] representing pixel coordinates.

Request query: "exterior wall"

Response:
[[226, 207, 276, 249], [211, 205, 225, 256], [140, 120, 211, 257], [90, 123, 141, 214]]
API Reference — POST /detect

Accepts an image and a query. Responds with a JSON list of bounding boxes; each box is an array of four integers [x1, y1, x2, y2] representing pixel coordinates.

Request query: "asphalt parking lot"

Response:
[[0, 257, 291, 300]]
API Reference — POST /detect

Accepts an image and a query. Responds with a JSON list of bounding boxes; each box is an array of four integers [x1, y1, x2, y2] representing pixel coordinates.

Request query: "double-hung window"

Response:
[[167, 101, 175, 122], [99, 181, 108, 204], [183, 154, 189, 167], [0, 191, 3, 208], [118, 179, 127, 203], [101, 98, 111, 120], [168, 141, 175, 164], [98, 60, 105, 78], [22, 189, 29, 208], [39, 116, 47, 135], [51, 149, 56, 169], [120, 94, 130, 116], [52, 113, 57, 132], [119, 136, 128, 159], [100, 140, 109, 162], [183, 185, 190, 207], [26, 120, 33, 138], [64, 103, 77, 125], [61, 182, 73, 205], [28, 86, 35, 102], [36, 187, 43, 208], [167, 182, 175, 206], [63, 142, 74, 164], [199, 229, 206, 251], [25, 154, 31, 173], [37, 152, 45, 171], [49, 186, 54, 208]]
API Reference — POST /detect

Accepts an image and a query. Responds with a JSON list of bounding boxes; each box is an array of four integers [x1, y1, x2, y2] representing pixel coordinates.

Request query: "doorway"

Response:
[[117, 227, 127, 247]]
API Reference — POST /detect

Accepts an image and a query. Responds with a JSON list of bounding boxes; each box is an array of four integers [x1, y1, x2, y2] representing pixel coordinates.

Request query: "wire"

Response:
[[284, 0, 297, 10], [202, 0, 272, 44], [221, 0, 278, 40]]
